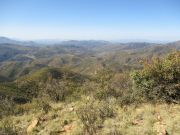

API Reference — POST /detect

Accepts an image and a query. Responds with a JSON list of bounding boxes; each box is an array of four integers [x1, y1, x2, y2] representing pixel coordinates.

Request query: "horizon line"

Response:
[[0, 36, 179, 44]]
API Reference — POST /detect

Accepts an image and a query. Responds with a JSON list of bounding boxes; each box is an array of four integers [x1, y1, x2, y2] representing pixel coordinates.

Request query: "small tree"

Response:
[[43, 79, 67, 102], [132, 51, 180, 103]]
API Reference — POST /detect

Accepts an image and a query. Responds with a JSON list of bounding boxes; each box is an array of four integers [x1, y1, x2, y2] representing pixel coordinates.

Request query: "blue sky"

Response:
[[0, 0, 180, 41]]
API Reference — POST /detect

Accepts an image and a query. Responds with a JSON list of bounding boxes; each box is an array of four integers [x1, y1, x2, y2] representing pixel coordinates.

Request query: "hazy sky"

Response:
[[0, 0, 180, 41]]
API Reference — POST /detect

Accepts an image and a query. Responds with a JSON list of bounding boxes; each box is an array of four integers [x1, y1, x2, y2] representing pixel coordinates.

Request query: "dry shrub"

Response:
[[76, 98, 115, 135]]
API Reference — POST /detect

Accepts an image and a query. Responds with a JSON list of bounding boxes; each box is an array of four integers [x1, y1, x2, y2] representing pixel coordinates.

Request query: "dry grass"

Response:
[[0, 101, 180, 135]]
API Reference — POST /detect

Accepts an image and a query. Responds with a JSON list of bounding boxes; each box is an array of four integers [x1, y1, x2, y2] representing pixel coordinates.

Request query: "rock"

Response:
[[27, 118, 39, 134], [64, 124, 73, 132], [153, 115, 168, 135], [69, 107, 74, 112], [157, 115, 162, 121], [162, 128, 168, 135], [153, 122, 168, 135], [132, 119, 143, 125]]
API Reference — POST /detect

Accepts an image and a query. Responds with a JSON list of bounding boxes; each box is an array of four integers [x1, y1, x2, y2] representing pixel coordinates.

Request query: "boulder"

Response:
[[27, 118, 39, 134]]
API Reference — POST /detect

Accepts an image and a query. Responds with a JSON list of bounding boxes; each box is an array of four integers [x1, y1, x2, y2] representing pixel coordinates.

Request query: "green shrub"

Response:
[[34, 98, 51, 113], [40, 77, 83, 102], [0, 119, 18, 135], [42, 79, 72, 102], [94, 69, 117, 100], [96, 69, 114, 88], [14, 103, 33, 115], [131, 51, 180, 103], [41, 101, 51, 113], [17, 81, 39, 99], [13, 97, 51, 115], [0, 99, 15, 118], [95, 72, 137, 106]]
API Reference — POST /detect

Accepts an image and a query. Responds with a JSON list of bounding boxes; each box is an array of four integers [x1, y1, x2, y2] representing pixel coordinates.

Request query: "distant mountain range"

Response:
[[0, 36, 180, 47], [0, 37, 112, 46], [0, 37, 37, 46]]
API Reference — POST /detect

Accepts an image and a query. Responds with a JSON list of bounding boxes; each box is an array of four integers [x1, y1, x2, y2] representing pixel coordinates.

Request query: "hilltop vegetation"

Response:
[[0, 39, 180, 135]]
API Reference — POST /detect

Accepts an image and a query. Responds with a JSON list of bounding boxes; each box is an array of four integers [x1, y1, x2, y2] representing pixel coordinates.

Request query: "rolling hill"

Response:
[[0, 37, 179, 81]]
